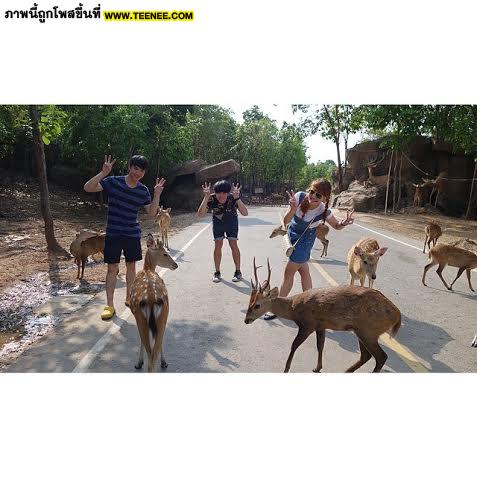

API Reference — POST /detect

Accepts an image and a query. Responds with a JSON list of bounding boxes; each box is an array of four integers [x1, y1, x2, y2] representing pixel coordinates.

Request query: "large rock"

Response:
[[163, 159, 241, 210], [333, 180, 383, 212]]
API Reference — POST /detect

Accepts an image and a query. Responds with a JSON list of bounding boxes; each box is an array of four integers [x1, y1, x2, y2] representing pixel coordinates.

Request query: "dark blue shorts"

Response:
[[104, 235, 142, 263], [212, 216, 238, 241]]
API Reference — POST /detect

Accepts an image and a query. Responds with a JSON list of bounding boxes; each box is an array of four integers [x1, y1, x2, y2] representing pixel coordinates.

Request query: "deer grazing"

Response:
[[269, 223, 330, 257], [347, 237, 388, 288], [422, 243, 477, 292], [244, 258, 401, 373], [422, 222, 442, 253], [69, 230, 106, 279], [129, 233, 178, 372], [154, 206, 172, 250]]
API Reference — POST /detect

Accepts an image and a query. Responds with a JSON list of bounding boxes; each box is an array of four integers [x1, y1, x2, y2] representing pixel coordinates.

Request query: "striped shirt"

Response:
[[100, 176, 151, 238]]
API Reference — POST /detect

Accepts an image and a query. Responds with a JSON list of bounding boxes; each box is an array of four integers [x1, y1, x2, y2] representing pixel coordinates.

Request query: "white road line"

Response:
[[72, 223, 211, 373], [353, 222, 422, 251]]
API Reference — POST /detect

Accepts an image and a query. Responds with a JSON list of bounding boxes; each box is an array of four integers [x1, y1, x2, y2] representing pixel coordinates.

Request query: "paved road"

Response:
[[6, 206, 477, 372]]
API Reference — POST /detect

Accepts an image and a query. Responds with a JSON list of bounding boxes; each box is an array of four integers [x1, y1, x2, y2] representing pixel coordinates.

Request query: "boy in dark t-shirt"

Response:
[[83, 154, 166, 320], [197, 180, 248, 282]]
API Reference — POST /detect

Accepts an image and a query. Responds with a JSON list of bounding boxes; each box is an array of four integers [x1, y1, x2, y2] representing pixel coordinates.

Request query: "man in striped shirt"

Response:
[[84, 155, 166, 320]]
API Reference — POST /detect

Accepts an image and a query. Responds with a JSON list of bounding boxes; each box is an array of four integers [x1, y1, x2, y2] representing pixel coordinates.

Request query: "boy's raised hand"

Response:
[[202, 182, 211, 197], [102, 154, 115, 176], [154, 177, 166, 196], [232, 182, 241, 199]]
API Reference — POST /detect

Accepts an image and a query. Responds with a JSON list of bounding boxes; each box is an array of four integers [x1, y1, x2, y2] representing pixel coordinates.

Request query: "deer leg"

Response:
[[284, 326, 313, 373], [435, 264, 451, 290], [345, 338, 372, 373], [422, 261, 437, 286], [423, 235, 428, 253], [349, 275, 355, 285], [313, 330, 326, 373], [81, 259, 86, 279], [368, 277, 374, 289], [448, 267, 466, 290], [150, 318, 167, 372], [359, 338, 387, 372], [76, 259, 80, 279], [466, 269, 475, 292], [359, 276, 365, 287], [135, 343, 144, 369]]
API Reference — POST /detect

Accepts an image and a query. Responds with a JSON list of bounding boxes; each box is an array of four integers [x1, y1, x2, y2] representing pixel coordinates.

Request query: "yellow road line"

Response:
[[310, 257, 429, 373]]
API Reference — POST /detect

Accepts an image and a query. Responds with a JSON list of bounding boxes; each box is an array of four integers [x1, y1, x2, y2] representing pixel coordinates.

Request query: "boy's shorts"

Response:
[[104, 235, 142, 263], [212, 217, 238, 241]]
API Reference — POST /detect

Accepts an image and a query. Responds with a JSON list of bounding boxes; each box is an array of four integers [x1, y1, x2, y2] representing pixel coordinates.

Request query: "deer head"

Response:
[[245, 258, 278, 324], [269, 225, 287, 238], [155, 206, 171, 221], [353, 246, 387, 281], [145, 233, 178, 270]]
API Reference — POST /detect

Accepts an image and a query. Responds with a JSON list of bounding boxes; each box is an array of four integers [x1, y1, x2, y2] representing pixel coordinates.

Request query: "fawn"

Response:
[[347, 237, 388, 288]]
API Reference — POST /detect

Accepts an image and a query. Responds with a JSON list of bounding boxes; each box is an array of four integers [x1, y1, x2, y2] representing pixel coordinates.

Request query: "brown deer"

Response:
[[347, 237, 388, 288], [244, 259, 401, 373], [422, 243, 477, 292], [129, 233, 178, 372], [269, 223, 330, 257], [412, 183, 429, 207], [155, 206, 171, 250], [69, 230, 106, 279], [422, 171, 448, 207], [422, 222, 442, 253]]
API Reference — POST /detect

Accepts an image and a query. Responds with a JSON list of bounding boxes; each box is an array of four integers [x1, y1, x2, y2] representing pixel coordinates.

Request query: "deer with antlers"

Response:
[[129, 233, 178, 372], [155, 206, 171, 250], [363, 157, 389, 188], [422, 171, 448, 207], [245, 258, 401, 373], [269, 223, 330, 257]]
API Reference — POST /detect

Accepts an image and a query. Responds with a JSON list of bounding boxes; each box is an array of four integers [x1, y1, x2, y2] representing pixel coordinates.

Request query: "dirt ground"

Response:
[[0, 175, 197, 295]]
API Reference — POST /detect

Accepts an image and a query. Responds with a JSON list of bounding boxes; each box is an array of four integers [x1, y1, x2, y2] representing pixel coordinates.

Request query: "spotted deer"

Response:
[[412, 183, 430, 207], [155, 206, 171, 250], [244, 258, 401, 373], [129, 233, 178, 372], [269, 223, 330, 257], [422, 243, 477, 292], [347, 237, 388, 288], [422, 222, 442, 253]]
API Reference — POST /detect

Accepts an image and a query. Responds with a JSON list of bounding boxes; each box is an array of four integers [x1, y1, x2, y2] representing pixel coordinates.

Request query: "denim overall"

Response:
[[288, 192, 327, 264]]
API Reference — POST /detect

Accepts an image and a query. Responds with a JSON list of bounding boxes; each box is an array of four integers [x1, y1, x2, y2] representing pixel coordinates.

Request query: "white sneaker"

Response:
[[213, 271, 221, 282]]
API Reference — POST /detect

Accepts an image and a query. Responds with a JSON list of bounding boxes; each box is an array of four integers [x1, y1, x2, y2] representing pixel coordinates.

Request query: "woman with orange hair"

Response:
[[264, 179, 354, 320]]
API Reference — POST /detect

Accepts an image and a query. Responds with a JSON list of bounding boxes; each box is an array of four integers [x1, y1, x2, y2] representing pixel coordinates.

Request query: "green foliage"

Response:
[[296, 161, 336, 191]]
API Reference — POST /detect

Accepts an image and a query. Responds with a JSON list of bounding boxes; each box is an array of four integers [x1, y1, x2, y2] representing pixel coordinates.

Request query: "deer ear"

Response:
[[354, 246, 363, 257], [165, 208, 171, 214], [146, 234, 154, 247], [268, 287, 279, 299], [377, 247, 388, 256]]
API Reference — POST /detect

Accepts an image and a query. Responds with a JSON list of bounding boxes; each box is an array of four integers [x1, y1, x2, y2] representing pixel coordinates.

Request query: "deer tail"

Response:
[[140, 299, 163, 338], [389, 313, 401, 337]]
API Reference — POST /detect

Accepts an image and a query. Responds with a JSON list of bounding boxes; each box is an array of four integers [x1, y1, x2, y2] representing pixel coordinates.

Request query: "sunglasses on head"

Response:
[[307, 189, 323, 199]]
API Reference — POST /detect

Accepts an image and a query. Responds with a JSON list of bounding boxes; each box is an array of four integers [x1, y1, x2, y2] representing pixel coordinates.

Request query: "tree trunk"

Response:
[[397, 156, 403, 209], [335, 138, 343, 191], [28, 105, 61, 251], [465, 158, 477, 219], [384, 150, 393, 215], [392, 151, 399, 212]]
